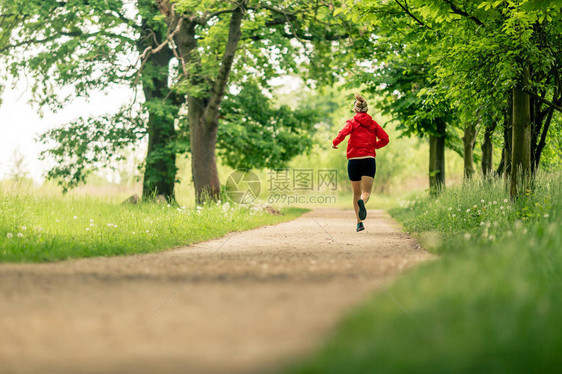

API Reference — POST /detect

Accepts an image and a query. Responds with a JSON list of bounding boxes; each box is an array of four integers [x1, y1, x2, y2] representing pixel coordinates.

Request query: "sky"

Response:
[[0, 79, 135, 183]]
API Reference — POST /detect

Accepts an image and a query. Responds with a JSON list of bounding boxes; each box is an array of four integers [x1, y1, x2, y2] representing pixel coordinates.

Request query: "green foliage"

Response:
[[1, 0, 139, 108], [339, 0, 459, 146], [37, 106, 146, 192], [216, 82, 319, 170], [286, 172, 562, 373]]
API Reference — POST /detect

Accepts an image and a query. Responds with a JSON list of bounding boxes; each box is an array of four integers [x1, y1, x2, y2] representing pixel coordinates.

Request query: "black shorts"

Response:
[[347, 158, 376, 181]]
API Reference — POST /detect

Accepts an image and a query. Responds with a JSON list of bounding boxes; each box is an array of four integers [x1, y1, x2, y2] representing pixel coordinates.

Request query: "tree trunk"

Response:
[[533, 106, 554, 171], [497, 95, 513, 178], [481, 117, 497, 177], [170, 2, 246, 204], [510, 66, 532, 199], [429, 118, 446, 195], [142, 95, 178, 200], [462, 122, 477, 179], [139, 13, 178, 201], [188, 96, 221, 203]]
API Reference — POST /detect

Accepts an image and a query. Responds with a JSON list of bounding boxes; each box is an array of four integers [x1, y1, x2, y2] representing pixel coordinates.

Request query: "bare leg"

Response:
[[360, 176, 374, 204], [351, 180, 362, 223]]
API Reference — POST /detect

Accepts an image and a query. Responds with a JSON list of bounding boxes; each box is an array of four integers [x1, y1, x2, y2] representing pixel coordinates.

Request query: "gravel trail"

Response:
[[0, 208, 432, 374]]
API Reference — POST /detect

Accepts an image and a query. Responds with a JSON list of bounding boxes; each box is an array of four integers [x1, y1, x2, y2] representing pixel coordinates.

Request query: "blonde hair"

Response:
[[354, 93, 368, 113]]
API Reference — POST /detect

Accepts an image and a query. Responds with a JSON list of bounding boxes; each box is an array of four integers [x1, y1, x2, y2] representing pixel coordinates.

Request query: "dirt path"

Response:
[[0, 209, 432, 374]]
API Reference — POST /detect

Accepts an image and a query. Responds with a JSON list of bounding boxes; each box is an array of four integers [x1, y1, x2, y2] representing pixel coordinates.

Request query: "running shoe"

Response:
[[357, 199, 367, 220], [356, 222, 365, 232]]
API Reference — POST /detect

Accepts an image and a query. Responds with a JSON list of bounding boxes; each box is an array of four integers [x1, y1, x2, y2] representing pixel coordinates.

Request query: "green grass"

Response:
[[0, 188, 308, 263], [285, 172, 561, 373]]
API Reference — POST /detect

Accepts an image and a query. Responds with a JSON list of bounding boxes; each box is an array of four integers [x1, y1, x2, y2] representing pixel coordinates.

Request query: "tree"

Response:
[[0, 0, 180, 200], [1, 0, 332, 203], [149, 0, 348, 202], [338, 0, 458, 193], [403, 0, 562, 197]]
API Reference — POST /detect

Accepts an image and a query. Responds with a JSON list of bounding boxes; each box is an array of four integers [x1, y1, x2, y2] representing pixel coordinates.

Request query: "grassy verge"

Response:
[[286, 173, 561, 373], [0, 190, 308, 263]]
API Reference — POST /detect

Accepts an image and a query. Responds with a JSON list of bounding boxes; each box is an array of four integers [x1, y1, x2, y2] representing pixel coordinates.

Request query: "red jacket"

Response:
[[332, 113, 389, 159]]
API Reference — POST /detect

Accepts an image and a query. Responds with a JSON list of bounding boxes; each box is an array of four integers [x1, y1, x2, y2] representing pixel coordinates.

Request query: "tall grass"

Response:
[[0, 185, 307, 263], [393, 172, 559, 253], [286, 172, 561, 374]]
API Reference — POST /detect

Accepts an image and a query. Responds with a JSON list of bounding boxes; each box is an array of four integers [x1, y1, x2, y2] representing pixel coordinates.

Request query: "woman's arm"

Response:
[[332, 120, 354, 147], [374, 122, 390, 149]]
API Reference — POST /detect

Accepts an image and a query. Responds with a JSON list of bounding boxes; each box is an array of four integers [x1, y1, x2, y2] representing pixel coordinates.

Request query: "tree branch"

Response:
[[523, 88, 562, 112], [393, 0, 429, 28], [201, 8, 236, 23], [441, 0, 485, 27], [0, 29, 135, 54], [203, 0, 247, 127]]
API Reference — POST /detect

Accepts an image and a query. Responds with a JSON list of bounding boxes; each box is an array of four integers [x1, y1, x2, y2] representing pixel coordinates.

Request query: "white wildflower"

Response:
[[500, 206, 504, 210], [107, 223, 113, 227], [466, 209, 470, 213], [55, 219, 60, 222], [448, 207, 452, 211], [90, 223, 94, 227], [17, 233, 23, 238], [489, 234, 495, 241], [90, 219, 94, 223], [504, 199, 508, 203], [464, 233, 471, 240], [473, 205, 477, 209], [480, 222, 485, 226], [452, 214, 456, 218], [481, 199, 485, 203], [544, 214, 550, 218], [6, 233, 13, 238], [86, 228, 90, 231], [73, 216, 78, 219], [493, 201, 497, 205], [21, 226, 27, 231]]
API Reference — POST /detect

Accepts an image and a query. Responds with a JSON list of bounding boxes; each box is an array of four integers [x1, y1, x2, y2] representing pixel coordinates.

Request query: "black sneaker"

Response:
[[356, 222, 365, 232], [357, 199, 367, 220]]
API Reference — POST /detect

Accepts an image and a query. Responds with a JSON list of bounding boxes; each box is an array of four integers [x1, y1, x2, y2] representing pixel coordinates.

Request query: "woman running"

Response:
[[332, 94, 389, 232]]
